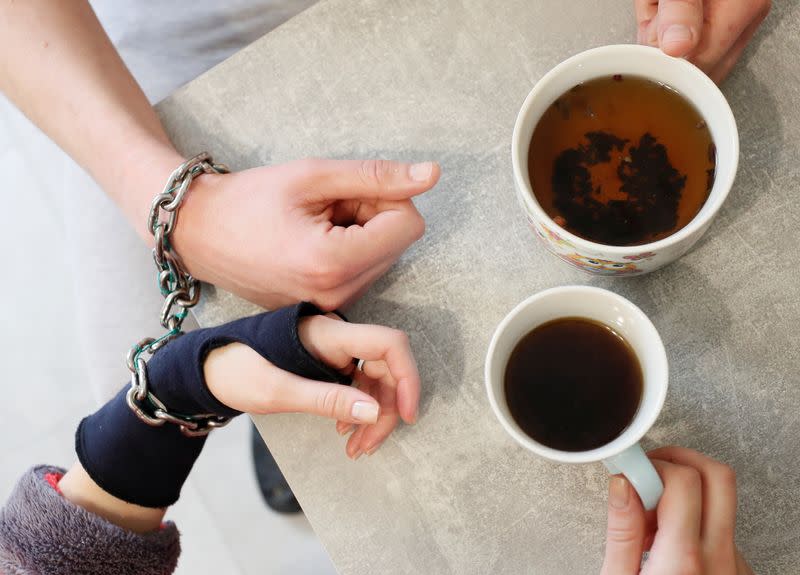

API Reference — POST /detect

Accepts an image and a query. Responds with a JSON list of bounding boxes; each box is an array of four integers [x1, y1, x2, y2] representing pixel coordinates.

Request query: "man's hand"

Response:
[[635, 0, 772, 83], [174, 158, 440, 310]]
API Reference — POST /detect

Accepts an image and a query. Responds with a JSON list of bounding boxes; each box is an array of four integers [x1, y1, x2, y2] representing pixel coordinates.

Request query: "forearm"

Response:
[[0, 0, 184, 238], [0, 466, 180, 575], [59, 462, 166, 534]]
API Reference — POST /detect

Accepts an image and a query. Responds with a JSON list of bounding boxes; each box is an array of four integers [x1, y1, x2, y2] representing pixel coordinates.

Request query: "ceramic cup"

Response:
[[511, 44, 739, 276], [485, 286, 668, 510]]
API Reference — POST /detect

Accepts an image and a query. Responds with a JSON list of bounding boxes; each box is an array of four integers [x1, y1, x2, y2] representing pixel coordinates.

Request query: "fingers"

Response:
[[353, 368, 401, 451], [203, 342, 380, 423], [297, 158, 441, 202], [645, 459, 703, 573], [264, 371, 382, 424], [600, 476, 648, 575], [321, 199, 426, 281], [298, 316, 421, 424], [689, 0, 770, 73], [655, 0, 704, 57], [634, 0, 659, 43], [637, 0, 771, 83], [648, 446, 737, 550], [706, 14, 767, 84], [346, 422, 370, 459], [344, 382, 401, 460], [310, 248, 398, 311], [336, 420, 354, 436], [735, 548, 756, 575]]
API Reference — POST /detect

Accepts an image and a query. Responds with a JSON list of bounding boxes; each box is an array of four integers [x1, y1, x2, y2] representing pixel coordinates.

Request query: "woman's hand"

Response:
[[174, 158, 440, 311], [205, 313, 420, 459], [634, 0, 772, 83], [601, 446, 753, 575]]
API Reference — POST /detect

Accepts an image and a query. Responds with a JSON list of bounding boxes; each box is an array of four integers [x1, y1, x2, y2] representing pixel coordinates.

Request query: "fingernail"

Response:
[[609, 476, 630, 509], [662, 25, 692, 47], [409, 162, 433, 182], [351, 401, 379, 423], [353, 450, 364, 461], [338, 424, 354, 436], [366, 444, 379, 456]]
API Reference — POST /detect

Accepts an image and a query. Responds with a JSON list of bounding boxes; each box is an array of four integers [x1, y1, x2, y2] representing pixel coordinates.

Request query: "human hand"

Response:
[[173, 158, 440, 310], [205, 311, 420, 459], [634, 0, 772, 83], [600, 446, 753, 575]]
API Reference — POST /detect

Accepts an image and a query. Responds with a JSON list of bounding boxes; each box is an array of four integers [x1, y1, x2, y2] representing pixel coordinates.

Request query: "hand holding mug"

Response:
[[634, 0, 772, 83], [486, 286, 668, 510], [601, 446, 754, 575]]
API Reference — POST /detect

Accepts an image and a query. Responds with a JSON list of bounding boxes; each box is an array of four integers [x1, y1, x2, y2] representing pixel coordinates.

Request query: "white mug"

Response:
[[511, 45, 739, 276], [485, 286, 668, 510]]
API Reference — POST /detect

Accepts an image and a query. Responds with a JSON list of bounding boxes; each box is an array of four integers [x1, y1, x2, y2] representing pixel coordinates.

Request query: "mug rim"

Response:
[[511, 44, 740, 255], [484, 285, 669, 463]]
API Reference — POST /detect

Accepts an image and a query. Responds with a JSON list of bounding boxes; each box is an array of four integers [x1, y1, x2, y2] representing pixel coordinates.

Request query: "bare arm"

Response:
[[0, 0, 183, 238], [0, 1, 441, 311], [58, 462, 166, 534]]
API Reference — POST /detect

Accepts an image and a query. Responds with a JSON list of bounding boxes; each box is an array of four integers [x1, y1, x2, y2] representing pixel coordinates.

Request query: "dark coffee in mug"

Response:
[[504, 317, 642, 452]]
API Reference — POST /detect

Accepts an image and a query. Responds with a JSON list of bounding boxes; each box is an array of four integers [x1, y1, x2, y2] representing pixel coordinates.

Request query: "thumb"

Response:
[[600, 476, 647, 575], [657, 0, 703, 57], [298, 158, 441, 202], [269, 371, 381, 424]]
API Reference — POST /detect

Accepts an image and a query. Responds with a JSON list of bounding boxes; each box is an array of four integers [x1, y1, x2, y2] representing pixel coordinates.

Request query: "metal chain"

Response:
[[125, 153, 232, 437]]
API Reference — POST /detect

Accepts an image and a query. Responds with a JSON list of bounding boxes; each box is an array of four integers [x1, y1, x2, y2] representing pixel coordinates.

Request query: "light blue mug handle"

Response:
[[603, 443, 663, 511]]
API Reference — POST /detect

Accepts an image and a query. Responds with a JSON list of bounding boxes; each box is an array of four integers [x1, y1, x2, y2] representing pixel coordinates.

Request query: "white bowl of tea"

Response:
[[512, 44, 738, 276]]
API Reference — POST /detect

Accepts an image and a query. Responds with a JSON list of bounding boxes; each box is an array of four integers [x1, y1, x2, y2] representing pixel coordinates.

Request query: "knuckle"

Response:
[[679, 548, 703, 575], [292, 157, 322, 181], [674, 466, 702, 491], [410, 210, 426, 241], [605, 523, 640, 545], [358, 159, 392, 189], [391, 328, 410, 347], [712, 462, 737, 489], [311, 291, 344, 312], [671, 0, 702, 8], [305, 260, 346, 291], [316, 387, 341, 416]]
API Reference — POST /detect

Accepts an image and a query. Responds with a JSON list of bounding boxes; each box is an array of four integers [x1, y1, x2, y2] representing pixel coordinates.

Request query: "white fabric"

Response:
[[1, 1, 317, 403]]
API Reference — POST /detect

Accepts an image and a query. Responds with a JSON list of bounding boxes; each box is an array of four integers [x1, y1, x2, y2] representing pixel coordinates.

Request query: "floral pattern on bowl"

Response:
[[531, 220, 657, 276]]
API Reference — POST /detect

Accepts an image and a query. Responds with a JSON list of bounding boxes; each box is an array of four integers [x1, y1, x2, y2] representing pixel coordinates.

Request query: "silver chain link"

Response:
[[126, 153, 232, 437]]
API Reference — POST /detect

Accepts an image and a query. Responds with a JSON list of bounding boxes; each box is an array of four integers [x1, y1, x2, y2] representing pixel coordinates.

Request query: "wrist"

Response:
[[99, 139, 187, 245], [76, 385, 208, 508], [59, 462, 165, 534], [167, 168, 228, 282]]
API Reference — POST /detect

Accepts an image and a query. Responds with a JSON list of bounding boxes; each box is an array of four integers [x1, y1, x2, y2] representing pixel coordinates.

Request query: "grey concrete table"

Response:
[[157, 1, 800, 573]]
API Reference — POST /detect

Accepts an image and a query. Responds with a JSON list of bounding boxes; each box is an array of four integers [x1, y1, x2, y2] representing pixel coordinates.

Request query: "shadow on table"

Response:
[[693, 1, 796, 250], [593, 260, 735, 446], [597, 259, 796, 573], [346, 296, 466, 419]]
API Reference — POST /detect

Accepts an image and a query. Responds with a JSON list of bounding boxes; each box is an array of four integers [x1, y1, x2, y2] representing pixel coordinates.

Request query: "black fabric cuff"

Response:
[[145, 302, 350, 420], [75, 303, 348, 508], [76, 386, 206, 508]]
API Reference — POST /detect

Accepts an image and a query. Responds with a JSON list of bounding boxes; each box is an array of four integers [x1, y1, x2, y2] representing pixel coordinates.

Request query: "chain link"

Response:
[[125, 153, 232, 437]]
